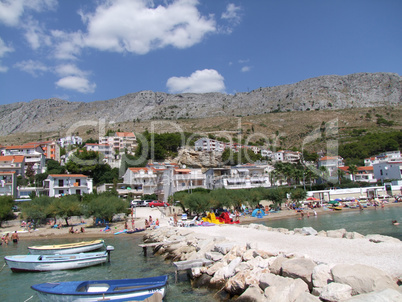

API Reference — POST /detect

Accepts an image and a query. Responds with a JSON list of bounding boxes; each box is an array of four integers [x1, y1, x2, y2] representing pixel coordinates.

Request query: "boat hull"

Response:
[[28, 240, 105, 255], [32, 275, 168, 302], [5, 252, 108, 272]]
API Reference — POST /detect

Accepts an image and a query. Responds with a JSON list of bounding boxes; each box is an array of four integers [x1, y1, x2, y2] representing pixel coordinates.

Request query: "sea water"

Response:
[[260, 205, 402, 240], [0, 235, 217, 302], [1, 206, 401, 301]]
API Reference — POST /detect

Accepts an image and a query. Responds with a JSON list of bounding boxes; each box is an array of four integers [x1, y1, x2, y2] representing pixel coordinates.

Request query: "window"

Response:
[[58, 179, 64, 186], [76, 189, 81, 195], [76, 179, 81, 186]]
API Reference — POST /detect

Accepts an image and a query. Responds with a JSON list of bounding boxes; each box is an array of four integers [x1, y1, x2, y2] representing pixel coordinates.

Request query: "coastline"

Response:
[[1, 202, 401, 241]]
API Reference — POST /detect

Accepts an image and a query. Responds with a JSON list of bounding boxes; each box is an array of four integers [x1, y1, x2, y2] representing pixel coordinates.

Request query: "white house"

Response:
[[58, 136, 83, 148], [194, 138, 226, 152], [44, 174, 93, 197], [3, 143, 46, 175]]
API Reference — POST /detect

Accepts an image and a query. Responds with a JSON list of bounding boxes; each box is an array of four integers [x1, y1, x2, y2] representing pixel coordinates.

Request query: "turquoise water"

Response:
[[0, 235, 217, 302], [260, 205, 402, 240]]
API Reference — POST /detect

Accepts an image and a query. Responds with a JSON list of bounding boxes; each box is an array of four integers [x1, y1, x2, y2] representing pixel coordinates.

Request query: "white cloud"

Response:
[[54, 64, 95, 93], [241, 66, 251, 72], [0, 0, 57, 27], [14, 59, 48, 76], [0, 37, 14, 72], [219, 3, 242, 34], [52, 30, 84, 60], [80, 0, 216, 54], [221, 3, 241, 23], [166, 69, 225, 93], [22, 17, 52, 50], [56, 76, 96, 94]]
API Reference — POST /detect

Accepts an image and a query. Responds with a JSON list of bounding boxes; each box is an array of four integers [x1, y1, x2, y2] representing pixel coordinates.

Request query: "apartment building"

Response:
[[44, 174, 93, 197], [3, 143, 46, 175]]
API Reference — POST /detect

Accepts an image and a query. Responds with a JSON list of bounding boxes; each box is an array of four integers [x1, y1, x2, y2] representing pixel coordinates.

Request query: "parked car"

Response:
[[149, 200, 170, 208], [131, 199, 152, 207]]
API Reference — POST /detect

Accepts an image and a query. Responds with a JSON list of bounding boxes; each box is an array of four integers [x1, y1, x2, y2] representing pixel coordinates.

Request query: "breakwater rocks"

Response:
[[143, 224, 402, 301]]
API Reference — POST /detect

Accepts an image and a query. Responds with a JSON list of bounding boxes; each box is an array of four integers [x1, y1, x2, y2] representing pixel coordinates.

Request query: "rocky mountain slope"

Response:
[[0, 72, 400, 136]]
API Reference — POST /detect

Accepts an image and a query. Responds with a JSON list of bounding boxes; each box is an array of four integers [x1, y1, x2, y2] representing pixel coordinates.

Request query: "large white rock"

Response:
[[343, 288, 402, 301], [269, 254, 289, 275], [294, 292, 321, 302], [236, 284, 265, 302], [331, 264, 399, 295], [302, 227, 318, 236], [327, 228, 347, 238], [261, 273, 309, 302], [312, 263, 334, 288], [225, 270, 260, 295], [281, 257, 317, 289], [206, 261, 226, 276], [214, 242, 237, 254], [205, 251, 224, 262], [319, 282, 352, 301]]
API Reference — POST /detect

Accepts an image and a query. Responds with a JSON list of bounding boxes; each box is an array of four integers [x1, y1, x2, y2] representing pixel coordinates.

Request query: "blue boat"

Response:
[[31, 275, 168, 302]]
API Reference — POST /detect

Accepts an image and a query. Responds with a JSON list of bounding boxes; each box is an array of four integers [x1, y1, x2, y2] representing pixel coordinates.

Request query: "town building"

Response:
[[373, 161, 402, 183], [0, 171, 17, 198], [3, 143, 46, 175], [99, 132, 137, 153], [43, 174, 93, 197], [0, 155, 25, 176], [58, 136, 83, 148]]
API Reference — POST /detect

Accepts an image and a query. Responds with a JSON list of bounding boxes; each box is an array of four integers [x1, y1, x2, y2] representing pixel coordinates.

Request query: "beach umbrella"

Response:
[[335, 198, 342, 201], [329, 200, 339, 205], [306, 197, 315, 201]]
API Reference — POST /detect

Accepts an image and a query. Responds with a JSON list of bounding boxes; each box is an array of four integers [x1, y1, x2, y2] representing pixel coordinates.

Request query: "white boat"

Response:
[[5, 249, 113, 272], [31, 275, 168, 302], [28, 239, 105, 255]]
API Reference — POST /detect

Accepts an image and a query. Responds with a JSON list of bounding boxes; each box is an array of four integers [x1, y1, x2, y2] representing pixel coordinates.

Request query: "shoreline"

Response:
[[1, 202, 401, 241]]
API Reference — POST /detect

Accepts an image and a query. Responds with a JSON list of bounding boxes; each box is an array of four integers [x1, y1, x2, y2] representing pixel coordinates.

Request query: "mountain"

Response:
[[0, 72, 400, 136]]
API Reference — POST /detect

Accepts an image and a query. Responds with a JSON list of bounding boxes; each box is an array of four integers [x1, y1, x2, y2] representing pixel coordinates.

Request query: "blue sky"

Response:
[[0, 0, 401, 106]]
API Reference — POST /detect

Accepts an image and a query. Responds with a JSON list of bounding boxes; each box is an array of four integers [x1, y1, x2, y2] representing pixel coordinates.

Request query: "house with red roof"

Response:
[[43, 174, 93, 197]]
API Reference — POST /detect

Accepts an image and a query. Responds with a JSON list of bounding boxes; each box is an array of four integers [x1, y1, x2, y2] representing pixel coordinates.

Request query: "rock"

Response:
[[225, 257, 242, 278], [312, 263, 333, 288], [302, 227, 318, 236], [205, 251, 224, 262], [269, 254, 288, 275], [281, 257, 316, 290], [242, 249, 257, 261], [319, 282, 352, 301], [343, 288, 402, 301], [236, 284, 265, 302], [190, 267, 202, 278], [225, 270, 260, 295], [192, 273, 212, 288], [327, 229, 347, 238], [247, 256, 270, 270], [214, 242, 237, 255], [317, 230, 328, 237], [206, 261, 226, 276], [260, 273, 309, 302], [331, 264, 399, 295], [344, 231, 364, 239], [235, 261, 254, 273], [294, 292, 321, 302]]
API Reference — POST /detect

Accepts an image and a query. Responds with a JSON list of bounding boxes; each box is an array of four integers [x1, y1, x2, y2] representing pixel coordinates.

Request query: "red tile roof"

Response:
[[0, 155, 24, 163], [49, 174, 88, 178]]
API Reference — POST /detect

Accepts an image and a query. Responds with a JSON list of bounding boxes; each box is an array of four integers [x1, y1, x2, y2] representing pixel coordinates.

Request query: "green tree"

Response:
[[46, 159, 66, 174], [0, 196, 14, 227], [348, 164, 358, 182], [81, 193, 127, 223], [182, 192, 210, 214], [20, 196, 54, 224], [52, 195, 82, 226], [265, 188, 286, 209], [289, 188, 307, 208]]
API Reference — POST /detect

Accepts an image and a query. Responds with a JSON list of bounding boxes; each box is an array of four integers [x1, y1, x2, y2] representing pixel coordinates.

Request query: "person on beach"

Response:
[[69, 226, 75, 234], [11, 231, 19, 243], [173, 213, 178, 226], [149, 216, 153, 225], [145, 219, 150, 229], [124, 221, 128, 230], [80, 227, 85, 233], [3, 233, 9, 244]]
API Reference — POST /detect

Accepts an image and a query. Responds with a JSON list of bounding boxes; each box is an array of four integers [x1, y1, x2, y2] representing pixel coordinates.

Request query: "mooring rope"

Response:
[[0, 263, 6, 272]]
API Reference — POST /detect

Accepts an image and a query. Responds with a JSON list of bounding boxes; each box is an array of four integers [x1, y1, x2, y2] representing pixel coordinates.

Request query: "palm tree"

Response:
[[348, 165, 358, 182]]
